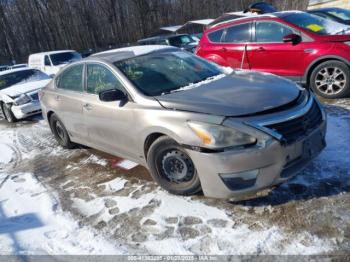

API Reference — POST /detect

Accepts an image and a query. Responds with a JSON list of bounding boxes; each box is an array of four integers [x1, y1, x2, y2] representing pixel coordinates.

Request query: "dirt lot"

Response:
[[0, 99, 350, 255]]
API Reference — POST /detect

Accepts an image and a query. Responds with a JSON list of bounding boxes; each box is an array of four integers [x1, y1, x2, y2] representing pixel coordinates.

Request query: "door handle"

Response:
[[257, 47, 265, 52], [55, 95, 60, 101], [83, 103, 93, 111], [220, 47, 228, 52]]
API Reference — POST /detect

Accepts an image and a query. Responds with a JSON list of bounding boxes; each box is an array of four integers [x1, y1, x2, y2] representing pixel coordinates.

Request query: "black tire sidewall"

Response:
[[147, 136, 201, 196], [49, 114, 74, 148], [2, 103, 17, 123], [310, 61, 350, 99]]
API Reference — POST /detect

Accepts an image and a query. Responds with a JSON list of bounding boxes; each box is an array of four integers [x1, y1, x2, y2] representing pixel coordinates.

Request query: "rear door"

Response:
[[53, 64, 88, 142], [249, 20, 305, 79], [82, 63, 138, 160], [220, 22, 253, 69]]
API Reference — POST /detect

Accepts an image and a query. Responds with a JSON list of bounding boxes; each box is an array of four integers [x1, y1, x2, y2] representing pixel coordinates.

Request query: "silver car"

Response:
[[40, 46, 327, 199]]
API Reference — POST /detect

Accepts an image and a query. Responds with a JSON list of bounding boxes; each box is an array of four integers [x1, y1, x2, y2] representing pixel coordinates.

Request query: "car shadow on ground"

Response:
[[232, 103, 350, 207]]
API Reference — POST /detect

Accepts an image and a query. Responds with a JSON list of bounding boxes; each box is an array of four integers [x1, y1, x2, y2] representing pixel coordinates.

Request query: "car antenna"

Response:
[[241, 44, 248, 69]]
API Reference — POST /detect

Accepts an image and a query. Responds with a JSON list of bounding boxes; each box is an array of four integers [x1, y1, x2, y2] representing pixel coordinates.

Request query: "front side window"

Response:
[[50, 52, 82, 66], [87, 64, 124, 94], [0, 69, 50, 90], [56, 64, 84, 92], [282, 12, 349, 35], [222, 23, 252, 43], [114, 51, 222, 96], [256, 21, 294, 42]]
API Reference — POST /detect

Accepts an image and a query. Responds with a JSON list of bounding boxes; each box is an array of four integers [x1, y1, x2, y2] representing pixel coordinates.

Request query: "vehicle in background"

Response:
[[197, 11, 350, 98], [0, 65, 10, 72], [28, 50, 82, 76], [138, 34, 199, 53], [308, 7, 350, 25], [40, 46, 326, 199], [9, 64, 28, 70], [244, 2, 277, 14], [0, 68, 51, 122]]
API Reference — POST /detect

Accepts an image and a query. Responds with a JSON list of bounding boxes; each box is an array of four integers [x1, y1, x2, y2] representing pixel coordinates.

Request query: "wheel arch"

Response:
[[304, 55, 350, 87], [143, 132, 168, 161]]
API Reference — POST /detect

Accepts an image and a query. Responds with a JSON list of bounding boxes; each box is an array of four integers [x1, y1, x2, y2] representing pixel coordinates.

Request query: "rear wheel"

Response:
[[49, 113, 75, 149], [147, 136, 202, 196], [1, 103, 17, 123], [310, 60, 350, 99]]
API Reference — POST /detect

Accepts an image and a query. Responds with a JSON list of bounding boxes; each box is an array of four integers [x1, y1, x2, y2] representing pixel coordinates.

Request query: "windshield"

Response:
[[50, 52, 82, 66], [0, 69, 50, 90], [282, 12, 349, 35], [326, 9, 350, 21], [114, 51, 222, 96], [169, 35, 195, 47]]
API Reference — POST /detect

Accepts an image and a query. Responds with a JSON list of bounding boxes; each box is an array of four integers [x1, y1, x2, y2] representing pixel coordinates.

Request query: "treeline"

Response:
[[0, 0, 309, 63]]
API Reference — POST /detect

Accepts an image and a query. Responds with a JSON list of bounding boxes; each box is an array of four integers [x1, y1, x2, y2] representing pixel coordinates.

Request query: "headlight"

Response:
[[14, 94, 31, 105], [188, 121, 257, 149]]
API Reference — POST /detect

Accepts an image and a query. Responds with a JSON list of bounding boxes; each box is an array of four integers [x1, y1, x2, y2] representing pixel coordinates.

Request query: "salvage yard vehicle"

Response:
[[28, 50, 82, 76], [0, 68, 51, 122], [196, 11, 350, 99], [138, 34, 199, 53], [40, 46, 326, 199], [308, 7, 350, 25]]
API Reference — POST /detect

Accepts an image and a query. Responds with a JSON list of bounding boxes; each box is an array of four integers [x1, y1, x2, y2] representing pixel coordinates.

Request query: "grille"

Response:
[[30, 93, 39, 101], [265, 101, 323, 145]]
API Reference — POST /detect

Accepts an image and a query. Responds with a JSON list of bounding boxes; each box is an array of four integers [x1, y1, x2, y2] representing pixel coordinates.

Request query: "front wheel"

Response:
[[310, 60, 350, 99], [1, 103, 17, 123], [147, 136, 202, 196]]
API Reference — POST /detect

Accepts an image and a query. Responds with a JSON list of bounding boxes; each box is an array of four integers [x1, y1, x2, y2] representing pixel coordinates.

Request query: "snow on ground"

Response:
[[0, 172, 128, 255]]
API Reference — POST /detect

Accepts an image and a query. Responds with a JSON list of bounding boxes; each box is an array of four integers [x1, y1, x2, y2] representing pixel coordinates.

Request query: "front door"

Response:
[[82, 63, 138, 160], [249, 20, 305, 80]]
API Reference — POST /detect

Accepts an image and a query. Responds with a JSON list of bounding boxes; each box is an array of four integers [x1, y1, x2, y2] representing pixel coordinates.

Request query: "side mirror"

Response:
[[283, 33, 302, 45], [99, 89, 127, 102]]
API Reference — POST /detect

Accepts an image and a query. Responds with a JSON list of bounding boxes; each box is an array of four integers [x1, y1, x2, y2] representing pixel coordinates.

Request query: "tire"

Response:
[[310, 60, 350, 99], [1, 103, 17, 123], [147, 136, 202, 196], [49, 113, 75, 149]]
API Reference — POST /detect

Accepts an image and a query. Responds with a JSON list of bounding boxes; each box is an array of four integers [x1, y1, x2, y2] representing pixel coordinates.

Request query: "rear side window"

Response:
[[208, 29, 224, 42], [87, 64, 124, 95], [44, 56, 51, 66], [256, 21, 294, 42], [56, 64, 84, 92], [222, 23, 251, 43]]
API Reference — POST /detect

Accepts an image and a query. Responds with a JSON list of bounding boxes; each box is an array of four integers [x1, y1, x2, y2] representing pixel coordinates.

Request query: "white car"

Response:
[[0, 68, 51, 122], [28, 50, 82, 76]]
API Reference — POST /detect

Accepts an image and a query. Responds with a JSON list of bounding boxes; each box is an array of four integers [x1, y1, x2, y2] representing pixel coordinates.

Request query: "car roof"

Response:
[[29, 50, 77, 56], [89, 45, 177, 63], [0, 67, 35, 76], [138, 34, 190, 42], [209, 10, 306, 29]]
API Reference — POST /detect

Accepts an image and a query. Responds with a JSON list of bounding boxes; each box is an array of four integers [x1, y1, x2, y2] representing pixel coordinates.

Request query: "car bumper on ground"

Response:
[[187, 121, 327, 199], [11, 101, 42, 119]]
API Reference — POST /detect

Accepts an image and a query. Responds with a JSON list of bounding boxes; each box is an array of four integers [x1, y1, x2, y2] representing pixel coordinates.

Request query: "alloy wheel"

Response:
[[315, 67, 347, 96]]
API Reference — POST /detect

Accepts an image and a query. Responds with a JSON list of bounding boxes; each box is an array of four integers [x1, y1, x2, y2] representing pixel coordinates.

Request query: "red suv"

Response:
[[197, 11, 350, 98]]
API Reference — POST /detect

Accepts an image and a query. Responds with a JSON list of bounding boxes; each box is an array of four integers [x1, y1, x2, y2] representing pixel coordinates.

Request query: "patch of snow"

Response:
[[81, 155, 108, 166], [99, 177, 128, 192], [0, 173, 127, 255], [168, 74, 226, 94], [116, 160, 139, 170], [221, 66, 234, 74], [0, 144, 13, 164]]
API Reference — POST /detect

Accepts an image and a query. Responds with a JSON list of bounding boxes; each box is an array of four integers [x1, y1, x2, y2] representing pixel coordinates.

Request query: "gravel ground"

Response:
[[0, 98, 349, 255]]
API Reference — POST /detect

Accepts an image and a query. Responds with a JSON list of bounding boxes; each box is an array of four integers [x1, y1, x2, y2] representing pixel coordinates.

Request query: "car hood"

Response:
[[155, 71, 301, 117], [1, 79, 51, 97]]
